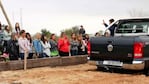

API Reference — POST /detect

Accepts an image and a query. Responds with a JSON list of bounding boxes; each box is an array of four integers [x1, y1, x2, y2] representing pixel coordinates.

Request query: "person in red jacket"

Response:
[[58, 32, 70, 56]]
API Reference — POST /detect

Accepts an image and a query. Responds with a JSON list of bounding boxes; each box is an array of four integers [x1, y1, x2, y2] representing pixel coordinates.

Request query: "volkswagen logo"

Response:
[[107, 44, 113, 52]]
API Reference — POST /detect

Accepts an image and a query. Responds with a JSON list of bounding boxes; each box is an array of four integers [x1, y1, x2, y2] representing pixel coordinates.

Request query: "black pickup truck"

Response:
[[89, 18, 149, 75]]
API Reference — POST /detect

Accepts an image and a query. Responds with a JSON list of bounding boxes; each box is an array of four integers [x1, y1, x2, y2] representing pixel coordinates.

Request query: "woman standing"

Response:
[[7, 33, 19, 60], [0, 22, 2, 55], [77, 35, 86, 55], [14, 23, 21, 35], [26, 33, 33, 59], [0, 21, 2, 32], [18, 30, 28, 60], [70, 33, 79, 56], [84, 34, 90, 54], [40, 34, 51, 57], [49, 34, 59, 57], [33, 33, 43, 58], [58, 32, 70, 56], [3, 25, 12, 53]]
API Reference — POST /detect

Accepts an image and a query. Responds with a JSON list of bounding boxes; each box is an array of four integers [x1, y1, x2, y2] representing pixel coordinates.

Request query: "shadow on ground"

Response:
[[86, 67, 144, 76]]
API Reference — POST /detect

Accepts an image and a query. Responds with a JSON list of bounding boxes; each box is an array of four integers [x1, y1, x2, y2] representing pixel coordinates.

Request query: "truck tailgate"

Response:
[[90, 37, 135, 62]]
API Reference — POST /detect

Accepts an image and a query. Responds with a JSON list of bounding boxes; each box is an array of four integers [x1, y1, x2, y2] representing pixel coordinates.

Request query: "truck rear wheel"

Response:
[[97, 66, 105, 71], [144, 61, 149, 76], [144, 69, 149, 76]]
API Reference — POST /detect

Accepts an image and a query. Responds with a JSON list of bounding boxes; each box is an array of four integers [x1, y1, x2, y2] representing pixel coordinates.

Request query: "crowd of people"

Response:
[[0, 18, 115, 61], [0, 22, 92, 61]]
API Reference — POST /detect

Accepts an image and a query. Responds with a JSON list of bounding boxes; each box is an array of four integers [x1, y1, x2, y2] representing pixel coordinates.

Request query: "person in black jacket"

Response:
[[7, 33, 19, 60], [0, 21, 2, 32], [79, 25, 86, 39], [103, 19, 116, 36]]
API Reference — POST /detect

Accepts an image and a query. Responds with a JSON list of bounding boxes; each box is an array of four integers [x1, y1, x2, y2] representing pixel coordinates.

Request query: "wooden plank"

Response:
[[0, 55, 88, 71]]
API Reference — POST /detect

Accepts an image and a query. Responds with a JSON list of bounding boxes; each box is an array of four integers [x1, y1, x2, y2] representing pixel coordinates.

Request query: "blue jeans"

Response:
[[37, 53, 49, 58], [71, 50, 78, 56], [27, 53, 33, 59], [42, 53, 49, 58], [20, 53, 33, 60], [19, 53, 25, 60]]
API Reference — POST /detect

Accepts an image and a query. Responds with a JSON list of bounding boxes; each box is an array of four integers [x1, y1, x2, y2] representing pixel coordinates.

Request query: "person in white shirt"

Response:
[[18, 30, 28, 60], [40, 34, 51, 57], [26, 32, 33, 59]]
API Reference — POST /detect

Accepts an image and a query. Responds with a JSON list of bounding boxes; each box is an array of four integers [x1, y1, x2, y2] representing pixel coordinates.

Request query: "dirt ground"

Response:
[[0, 62, 149, 84]]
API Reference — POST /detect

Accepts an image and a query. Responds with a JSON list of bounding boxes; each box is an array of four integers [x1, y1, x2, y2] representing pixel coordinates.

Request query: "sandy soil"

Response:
[[0, 63, 149, 84]]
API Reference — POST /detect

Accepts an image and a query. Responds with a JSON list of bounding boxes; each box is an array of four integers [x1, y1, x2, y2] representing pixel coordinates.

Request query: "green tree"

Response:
[[72, 26, 79, 35], [61, 26, 80, 38], [128, 9, 149, 17], [61, 28, 72, 38], [41, 29, 51, 39]]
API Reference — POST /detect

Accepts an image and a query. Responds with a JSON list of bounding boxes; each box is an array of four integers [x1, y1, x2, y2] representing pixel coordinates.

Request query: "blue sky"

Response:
[[0, 0, 149, 35]]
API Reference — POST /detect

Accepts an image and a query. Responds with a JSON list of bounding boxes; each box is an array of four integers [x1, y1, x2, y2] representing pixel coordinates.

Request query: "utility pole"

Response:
[[0, 0, 13, 31]]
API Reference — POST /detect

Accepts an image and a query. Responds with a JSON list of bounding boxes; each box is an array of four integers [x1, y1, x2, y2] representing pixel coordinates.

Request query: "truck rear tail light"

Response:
[[134, 42, 144, 59], [87, 41, 91, 56]]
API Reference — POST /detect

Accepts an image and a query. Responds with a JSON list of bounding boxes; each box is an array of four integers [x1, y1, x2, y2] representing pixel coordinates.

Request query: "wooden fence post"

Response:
[[24, 51, 28, 70]]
